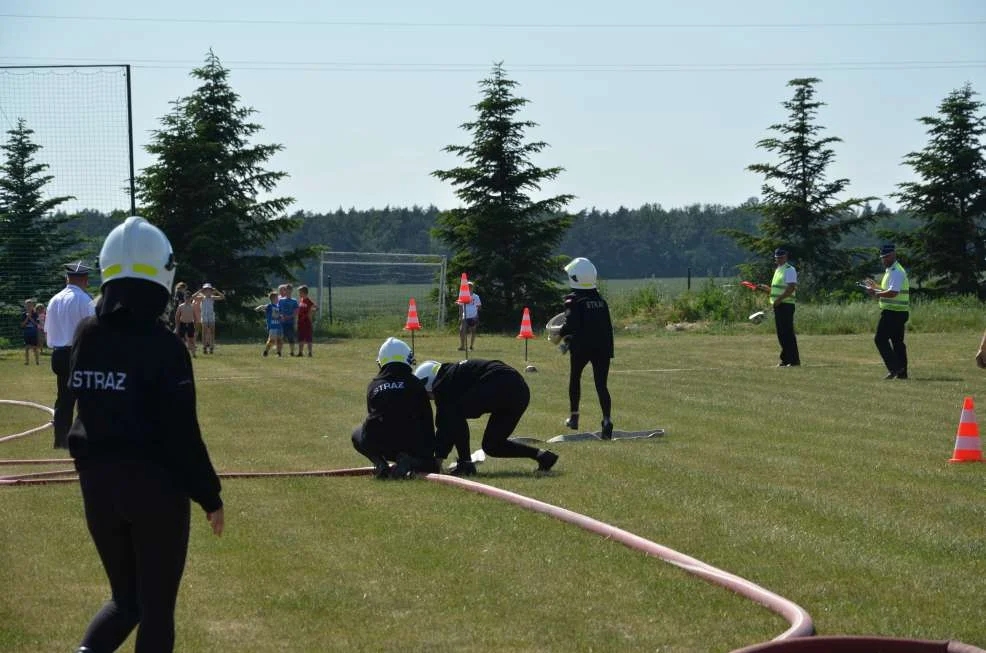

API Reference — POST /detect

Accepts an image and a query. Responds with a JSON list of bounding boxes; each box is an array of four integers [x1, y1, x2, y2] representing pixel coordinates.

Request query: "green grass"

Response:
[[1, 330, 985, 651]]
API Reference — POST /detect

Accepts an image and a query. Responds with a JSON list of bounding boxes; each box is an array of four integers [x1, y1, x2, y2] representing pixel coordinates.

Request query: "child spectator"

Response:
[[277, 284, 299, 357], [256, 291, 282, 357], [192, 283, 225, 354], [175, 293, 199, 358], [458, 281, 482, 351], [21, 299, 40, 365], [171, 281, 188, 334], [34, 302, 47, 352], [296, 285, 317, 357]]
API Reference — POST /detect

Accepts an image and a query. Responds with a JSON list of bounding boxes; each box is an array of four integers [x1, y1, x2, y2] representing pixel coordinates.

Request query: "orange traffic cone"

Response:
[[456, 273, 472, 304], [949, 396, 984, 463], [404, 298, 421, 331], [516, 307, 534, 340]]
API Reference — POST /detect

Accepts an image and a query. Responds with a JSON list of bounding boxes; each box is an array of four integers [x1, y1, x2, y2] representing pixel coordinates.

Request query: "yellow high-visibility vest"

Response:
[[879, 262, 909, 311], [770, 264, 796, 305]]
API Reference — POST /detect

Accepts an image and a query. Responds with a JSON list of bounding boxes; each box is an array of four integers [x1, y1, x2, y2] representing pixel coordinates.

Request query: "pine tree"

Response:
[[432, 63, 573, 329], [0, 118, 77, 303], [888, 83, 986, 297], [724, 78, 876, 293], [137, 51, 314, 314]]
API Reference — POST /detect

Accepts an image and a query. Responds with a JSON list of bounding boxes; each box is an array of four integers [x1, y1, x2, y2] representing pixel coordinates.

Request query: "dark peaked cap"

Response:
[[64, 260, 92, 276]]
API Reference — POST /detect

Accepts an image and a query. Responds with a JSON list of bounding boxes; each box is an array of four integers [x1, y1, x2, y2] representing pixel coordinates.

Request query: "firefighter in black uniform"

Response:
[[68, 217, 224, 653], [352, 337, 439, 479], [559, 257, 616, 439], [414, 358, 559, 476]]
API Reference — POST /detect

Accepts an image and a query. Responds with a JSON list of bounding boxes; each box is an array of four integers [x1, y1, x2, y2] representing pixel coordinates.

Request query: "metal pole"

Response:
[[327, 276, 333, 324], [125, 65, 136, 215], [687, 267, 691, 291]]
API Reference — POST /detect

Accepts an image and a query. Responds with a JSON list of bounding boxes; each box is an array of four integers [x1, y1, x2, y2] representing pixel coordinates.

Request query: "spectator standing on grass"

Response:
[[170, 281, 188, 333], [68, 216, 223, 653], [45, 261, 95, 449], [175, 292, 199, 358], [558, 257, 616, 439], [756, 248, 800, 367], [352, 337, 439, 479], [296, 285, 317, 357], [458, 281, 481, 351], [20, 299, 40, 365], [865, 244, 909, 380], [192, 283, 224, 354], [277, 284, 299, 357], [35, 302, 47, 352], [414, 358, 558, 476], [257, 291, 282, 357]]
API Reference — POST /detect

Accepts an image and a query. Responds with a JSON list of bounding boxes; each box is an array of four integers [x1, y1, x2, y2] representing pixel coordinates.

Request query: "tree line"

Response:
[[2, 54, 983, 332]]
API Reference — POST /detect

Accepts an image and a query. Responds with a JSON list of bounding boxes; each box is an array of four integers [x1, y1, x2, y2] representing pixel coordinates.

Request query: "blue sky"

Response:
[[1, 0, 984, 214]]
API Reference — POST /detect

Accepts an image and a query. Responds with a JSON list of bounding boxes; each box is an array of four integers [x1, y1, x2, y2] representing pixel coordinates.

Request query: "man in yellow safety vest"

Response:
[[866, 244, 909, 379]]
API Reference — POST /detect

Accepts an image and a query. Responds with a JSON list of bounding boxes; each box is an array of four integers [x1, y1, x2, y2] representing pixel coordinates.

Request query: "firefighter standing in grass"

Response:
[[558, 257, 616, 439], [69, 217, 223, 653], [352, 337, 439, 478], [414, 358, 558, 476]]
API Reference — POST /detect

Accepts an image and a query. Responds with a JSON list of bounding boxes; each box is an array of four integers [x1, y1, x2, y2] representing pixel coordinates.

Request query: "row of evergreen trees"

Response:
[[2, 53, 984, 331]]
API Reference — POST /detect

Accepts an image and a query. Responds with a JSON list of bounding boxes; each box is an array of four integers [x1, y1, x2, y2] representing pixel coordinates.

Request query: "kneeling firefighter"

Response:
[[414, 358, 559, 476], [352, 337, 439, 478]]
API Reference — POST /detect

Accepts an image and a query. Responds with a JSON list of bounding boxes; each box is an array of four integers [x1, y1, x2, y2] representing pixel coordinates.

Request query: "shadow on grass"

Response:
[[909, 376, 964, 383], [470, 470, 563, 479]]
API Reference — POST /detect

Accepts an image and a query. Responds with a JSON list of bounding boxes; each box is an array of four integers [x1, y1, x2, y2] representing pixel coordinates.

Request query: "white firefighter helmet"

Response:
[[376, 337, 414, 367], [546, 312, 567, 344], [414, 360, 442, 392], [564, 257, 597, 289], [98, 216, 177, 292]]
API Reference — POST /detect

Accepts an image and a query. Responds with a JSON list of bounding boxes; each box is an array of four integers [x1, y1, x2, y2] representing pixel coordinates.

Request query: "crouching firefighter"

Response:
[[414, 358, 559, 476], [352, 337, 440, 479]]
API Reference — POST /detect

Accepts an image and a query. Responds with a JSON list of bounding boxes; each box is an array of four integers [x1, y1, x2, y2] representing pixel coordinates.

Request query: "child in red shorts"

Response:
[[296, 285, 317, 357]]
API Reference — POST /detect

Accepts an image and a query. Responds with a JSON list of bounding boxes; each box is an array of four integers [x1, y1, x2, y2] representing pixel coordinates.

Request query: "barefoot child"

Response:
[[192, 283, 225, 354], [175, 293, 199, 358]]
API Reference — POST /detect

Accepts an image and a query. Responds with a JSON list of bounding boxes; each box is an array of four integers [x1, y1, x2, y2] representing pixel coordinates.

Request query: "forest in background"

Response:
[[58, 201, 917, 287]]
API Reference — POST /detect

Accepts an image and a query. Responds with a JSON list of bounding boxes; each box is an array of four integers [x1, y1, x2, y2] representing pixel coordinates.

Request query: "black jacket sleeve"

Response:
[[158, 342, 222, 513]]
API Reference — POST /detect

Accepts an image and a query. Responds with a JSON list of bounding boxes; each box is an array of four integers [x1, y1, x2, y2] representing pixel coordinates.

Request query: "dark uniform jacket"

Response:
[[559, 289, 614, 358], [364, 363, 435, 460], [67, 314, 222, 513], [431, 359, 522, 457]]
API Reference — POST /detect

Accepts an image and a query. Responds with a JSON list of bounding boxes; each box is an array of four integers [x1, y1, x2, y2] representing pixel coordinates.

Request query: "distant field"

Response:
[[316, 277, 720, 325], [1, 330, 984, 651]]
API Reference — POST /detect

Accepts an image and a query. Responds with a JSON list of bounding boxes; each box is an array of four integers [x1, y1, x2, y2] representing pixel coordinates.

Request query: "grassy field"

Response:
[[1, 330, 985, 652]]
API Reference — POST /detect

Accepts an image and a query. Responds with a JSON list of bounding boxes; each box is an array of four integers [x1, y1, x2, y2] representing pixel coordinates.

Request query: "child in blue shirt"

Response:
[[276, 284, 300, 357], [256, 292, 282, 357]]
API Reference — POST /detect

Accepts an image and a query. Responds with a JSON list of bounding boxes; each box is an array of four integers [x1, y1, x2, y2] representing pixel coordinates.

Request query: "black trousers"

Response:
[[78, 460, 190, 653], [569, 349, 612, 417], [472, 374, 537, 460], [773, 303, 800, 366], [351, 426, 435, 471], [51, 347, 74, 448], [875, 309, 908, 374]]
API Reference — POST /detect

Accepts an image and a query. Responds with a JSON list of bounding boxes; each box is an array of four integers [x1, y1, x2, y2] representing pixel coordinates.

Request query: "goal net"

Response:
[[0, 65, 134, 343], [318, 252, 448, 329]]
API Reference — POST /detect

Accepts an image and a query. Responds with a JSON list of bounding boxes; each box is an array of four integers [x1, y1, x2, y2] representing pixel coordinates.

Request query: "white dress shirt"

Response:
[[45, 284, 95, 347]]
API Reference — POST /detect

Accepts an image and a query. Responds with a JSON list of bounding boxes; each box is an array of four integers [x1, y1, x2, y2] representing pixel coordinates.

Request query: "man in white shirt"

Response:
[[458, 282, 482, 351], [45, 261, 96, 448]]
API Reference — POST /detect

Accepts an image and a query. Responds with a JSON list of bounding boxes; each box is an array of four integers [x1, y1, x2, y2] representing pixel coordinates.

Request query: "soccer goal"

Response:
[[318, 252, 448, 328]]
